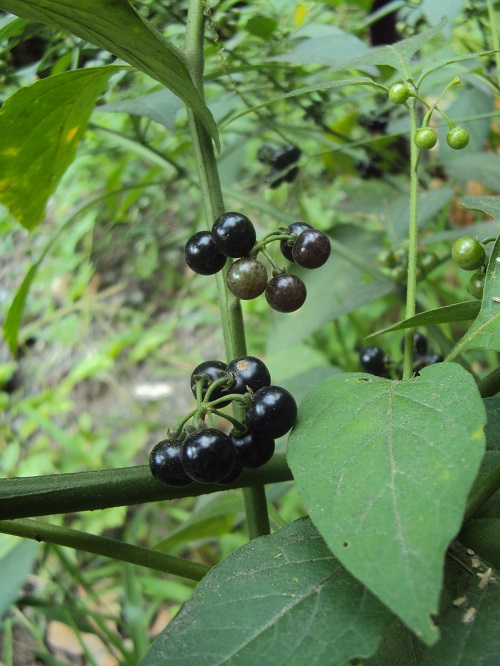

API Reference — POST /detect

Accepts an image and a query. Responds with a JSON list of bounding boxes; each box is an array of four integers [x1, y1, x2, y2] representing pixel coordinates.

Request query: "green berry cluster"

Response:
[[359, 333, 443, 379], [451, 236, 487, 300], [377, 246, 439, 284], [148, 356, 297, 486], [185, 213, 331, 314]]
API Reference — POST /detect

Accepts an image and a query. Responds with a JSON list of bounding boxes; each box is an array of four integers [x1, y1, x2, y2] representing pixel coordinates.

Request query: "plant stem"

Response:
[[487, 0, 500, 89], [464, 463, 500, 521], [184, 0, 270, 539], [0, 518, 210, 581], [478, 366, 500, 397], [0, 454, 292, 520], [402, 99, 420, 380]]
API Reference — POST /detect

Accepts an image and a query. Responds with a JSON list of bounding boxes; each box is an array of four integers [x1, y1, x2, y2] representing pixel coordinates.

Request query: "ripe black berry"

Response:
[[246, 385, 297, 439], [280, 222, 312, 262], [257, 145, 274, 164], [217, 452, 245, 485], [185, 231, 227, 275], [227, 356, 271, 394], [265, 273, 307, 313], [181, 428, 235, 484], [354, 160, 383, 179], [359, 346, 389, 376], [229, 430, 275, 468], [212, 212, 256, 258], [269, 144, 301, 170], [149, 439, 192, 487], [401, 332, 428, 357], [292, 229, 331, 269], [414, 353, 444, 372], [226, 257, 268, 300], [190, 360, 230, 405], [268, 166, 299, 189]]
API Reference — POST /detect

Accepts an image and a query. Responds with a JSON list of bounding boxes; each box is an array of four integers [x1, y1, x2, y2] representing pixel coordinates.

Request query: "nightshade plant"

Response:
[[0, 2, 500, 665]]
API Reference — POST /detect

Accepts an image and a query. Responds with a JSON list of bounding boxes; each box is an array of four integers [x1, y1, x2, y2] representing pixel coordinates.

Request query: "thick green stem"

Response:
[[402, 99, 420, 380], [184, 0, 270, 538], [0, 518, 210, 581], [464, 464, 500, 521], [0, 455, 291, 521], [487, 0, 500, 89]]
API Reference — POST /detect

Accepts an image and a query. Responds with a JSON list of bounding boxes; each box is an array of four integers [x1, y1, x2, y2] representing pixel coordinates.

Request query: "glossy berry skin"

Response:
[[229, 430, 275, 468], [181, 428, 235, 484], [419, 252, 439, 273], [190, 360, 230, 405], [217, 452, 244, 485], [185, 231, 227, 275], [226, 258, 268, 300], [149, 440, 192, 487], [268, 166, 299, 189], [359, 347, 388, 376], [228, 356, 271, 394], [452, 237, 486, 271], [414, 127, 437, 150], [414, 353, 444, 372], [390, 264, 407, 284], [401, 332, 428, 357], [446, 126, 469, 150], [246, 386, 297, 439], [265, 274, 307, 313], [280, 222, 312, 262], [269, 144, 301, 170], [292, 229, 331, 268], [212, 212, 256, 258], [377, 248, 397, 269], [388, 82, 409, 105], [468, 270, 486, 300]]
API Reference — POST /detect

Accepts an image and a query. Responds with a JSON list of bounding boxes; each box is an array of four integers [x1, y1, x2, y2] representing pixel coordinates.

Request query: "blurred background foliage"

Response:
[[0, 0, 499, 662]]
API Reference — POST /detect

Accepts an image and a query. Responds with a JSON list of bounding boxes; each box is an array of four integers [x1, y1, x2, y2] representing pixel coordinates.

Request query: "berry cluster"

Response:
[[185, 212, 331, 314], [359, 333, 443, 379], [354, 153, 383, 180], [451, 236, 487, 300], [149, 356, 297, 486], [257, 143, 301, 188], [377, 246, 439, 284]]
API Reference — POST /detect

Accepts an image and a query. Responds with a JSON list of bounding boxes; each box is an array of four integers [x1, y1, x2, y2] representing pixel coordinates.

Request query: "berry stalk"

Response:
[[185, 0, 270, 538]]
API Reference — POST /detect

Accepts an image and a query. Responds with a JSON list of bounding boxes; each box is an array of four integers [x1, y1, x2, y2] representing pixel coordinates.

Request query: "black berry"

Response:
[[181, 428, 235, 484], [190, 360, 230, 405], [227, 257, 268, 300], [246, 385, 297, 439], [359, 346, 389, 376], [217, 452, 245, 485], [265, 273, 307, 313], [185, 231, 227, 275], [280, 222, 312, 262], [149, 440, 192, 487], [292, 229, 331, 269], [401, 332, 428, 357], [229, 430, 275, 468], [212, 212, 256, 258], [227, 356, 271, 394], [269, 144, 301, 170]]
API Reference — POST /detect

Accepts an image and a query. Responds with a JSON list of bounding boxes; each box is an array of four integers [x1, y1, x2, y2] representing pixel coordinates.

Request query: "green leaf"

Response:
[[141, 517, 393, 666], [271, 26, 369, 67], [448, 235, 500, 360], [417, 560, 500, 665], [0, 0, 218, 147], [460, 195, 500, 220], [446, 154, 500, 193], [288, 363, 486, 645], [97, 89, 184, 131], [154, 493, 244, 552], [367, 301, 481, 338], [0, 66, 121, 229], [417, 49, 498, 86], [460, 519, 500, 569], [0, 538, 39, 619]]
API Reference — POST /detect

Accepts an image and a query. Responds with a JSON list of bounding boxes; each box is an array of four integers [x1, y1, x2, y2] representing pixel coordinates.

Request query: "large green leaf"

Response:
[[448, 235, 500, 360], [446, 154, 500, 193], [97, 89, 184, 131], [0, 66, 121, 229], [288, 363, 486, 645], [141, 517, 393, 666], [0, 0, 218, 147], [460, 195, 500, 220], [367, 301, 481, 338]]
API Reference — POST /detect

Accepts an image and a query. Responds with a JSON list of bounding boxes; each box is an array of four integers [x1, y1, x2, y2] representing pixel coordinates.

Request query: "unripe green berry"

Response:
[[446, 126, 470, 150], [452, 237, 486, 271], [468, 270, 485, 300], [376, 248, 397, 268], [388, 83, 410, 105], [414, 127, 437, 150], [390, 265, 407, 284], [419, 252, 439, 274]]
